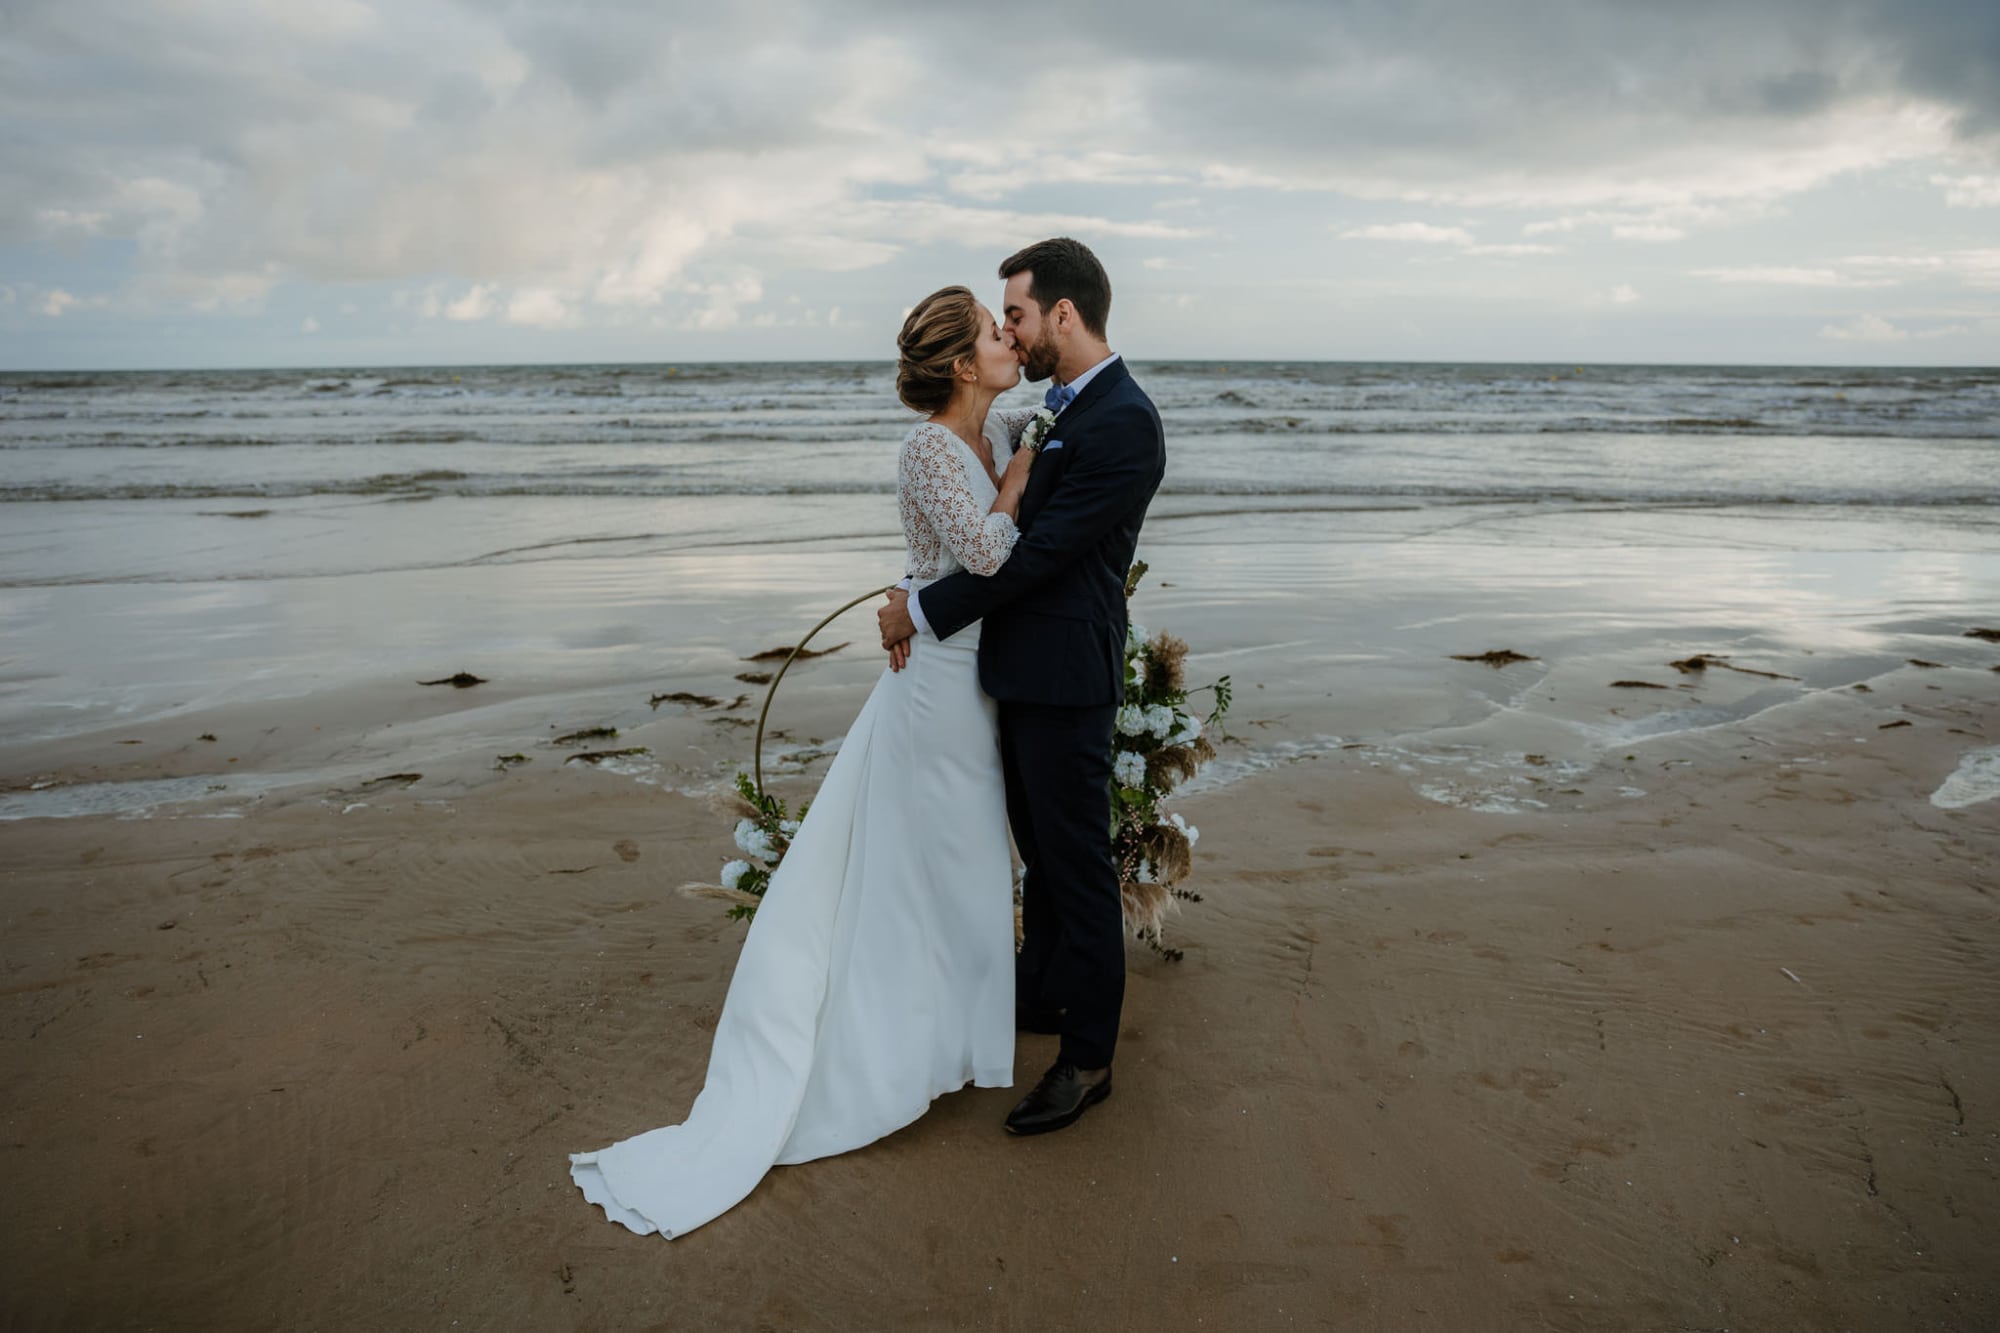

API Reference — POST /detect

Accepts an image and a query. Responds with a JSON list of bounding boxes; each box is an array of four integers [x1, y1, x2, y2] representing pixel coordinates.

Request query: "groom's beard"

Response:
[[1019, 327, 1060, 382]]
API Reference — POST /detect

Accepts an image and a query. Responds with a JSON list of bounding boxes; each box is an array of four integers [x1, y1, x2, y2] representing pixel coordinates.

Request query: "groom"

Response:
[[878, 237, 1166, 1135]]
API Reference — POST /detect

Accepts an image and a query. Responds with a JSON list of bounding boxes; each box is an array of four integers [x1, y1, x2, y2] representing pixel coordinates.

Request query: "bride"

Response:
[[569, 286, 1038, 1238]]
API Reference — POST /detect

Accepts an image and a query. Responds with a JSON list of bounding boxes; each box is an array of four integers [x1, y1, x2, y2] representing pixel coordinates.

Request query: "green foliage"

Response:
[[1189, 674, 1232, 741], [720, 772, 800, 919]]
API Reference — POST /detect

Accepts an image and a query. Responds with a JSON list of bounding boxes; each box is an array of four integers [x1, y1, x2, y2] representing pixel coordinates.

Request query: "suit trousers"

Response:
[[1000, 697, 1124, 1070]]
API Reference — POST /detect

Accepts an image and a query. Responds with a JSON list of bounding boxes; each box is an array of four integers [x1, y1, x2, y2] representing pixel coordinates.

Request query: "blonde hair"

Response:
[[896, 285, 982, 414]]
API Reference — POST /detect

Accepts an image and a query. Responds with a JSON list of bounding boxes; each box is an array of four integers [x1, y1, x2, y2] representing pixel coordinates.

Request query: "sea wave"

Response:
[[1164, 415, 2000, 440], [7, 415, 1995, 451], [5, 477, 1995, 505]]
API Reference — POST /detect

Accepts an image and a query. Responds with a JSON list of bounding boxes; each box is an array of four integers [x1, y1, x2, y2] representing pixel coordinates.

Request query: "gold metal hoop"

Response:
[[752, 584, 897, 796]]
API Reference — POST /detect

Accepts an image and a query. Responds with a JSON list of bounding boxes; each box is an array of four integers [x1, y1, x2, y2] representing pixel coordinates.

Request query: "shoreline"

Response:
[[6, 528, 1998, 822]]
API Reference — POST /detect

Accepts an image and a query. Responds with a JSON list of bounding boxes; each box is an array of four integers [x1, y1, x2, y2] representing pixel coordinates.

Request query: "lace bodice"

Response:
[[898, 409, 1038, 582]]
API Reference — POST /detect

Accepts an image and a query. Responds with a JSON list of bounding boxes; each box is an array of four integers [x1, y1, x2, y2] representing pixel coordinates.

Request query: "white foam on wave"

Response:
[[0, 772, 302, 821], [1372, 743, 1592, 814], [1177, 735, 1350, 796], [1931, 747, 2000, 810], [1413, 779, 1548, 814], [587, 752, 666, 783], [1175, 733, 1603, 813]]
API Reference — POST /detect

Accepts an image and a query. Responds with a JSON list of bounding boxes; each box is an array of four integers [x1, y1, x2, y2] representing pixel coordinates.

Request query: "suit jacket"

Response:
[[918, 357, 1166, 707]]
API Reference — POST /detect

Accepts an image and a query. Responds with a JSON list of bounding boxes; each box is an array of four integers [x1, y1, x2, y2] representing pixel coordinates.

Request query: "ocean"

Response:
[[2, 360, 1996, 814], [3, 361, 1996, 512]]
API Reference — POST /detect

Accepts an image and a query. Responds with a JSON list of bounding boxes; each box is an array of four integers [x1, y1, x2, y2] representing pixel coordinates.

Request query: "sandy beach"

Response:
[[4, 510, 1998, 1330]]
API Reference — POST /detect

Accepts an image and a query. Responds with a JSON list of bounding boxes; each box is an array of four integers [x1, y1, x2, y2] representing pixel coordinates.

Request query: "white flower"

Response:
[[1136, 862, 1156, 883], [1169, 811, 1201, 845], [1126, 621, 1149, 653], [1116, 705, 1148, 737], [1146, 704, 1176, 738], [1130, 658, 1147, 689], [733, 818, 776, 861], [1114, 751, 1147, 787], [778, 819, 801, 836], [1169, 710, 1203, 746], [721, 859, 751, 890]]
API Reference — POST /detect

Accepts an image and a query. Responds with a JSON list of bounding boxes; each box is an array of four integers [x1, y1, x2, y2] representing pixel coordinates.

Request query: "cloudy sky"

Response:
[[3, 0, 1997, 369]]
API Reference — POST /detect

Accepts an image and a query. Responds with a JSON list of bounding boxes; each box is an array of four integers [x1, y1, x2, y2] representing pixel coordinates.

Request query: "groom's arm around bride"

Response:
[[880, 245, 1165, 706]]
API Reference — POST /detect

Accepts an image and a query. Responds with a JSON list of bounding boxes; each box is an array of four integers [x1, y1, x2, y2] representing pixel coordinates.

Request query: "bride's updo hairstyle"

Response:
[[896, 285, 982, 415]]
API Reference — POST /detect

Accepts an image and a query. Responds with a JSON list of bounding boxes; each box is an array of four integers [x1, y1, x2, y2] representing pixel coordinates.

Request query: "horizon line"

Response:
[[4, 355, 1997, 376]]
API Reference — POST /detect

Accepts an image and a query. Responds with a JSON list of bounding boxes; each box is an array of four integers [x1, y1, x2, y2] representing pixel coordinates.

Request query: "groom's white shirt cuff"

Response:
[[896, 576, 935, 639]]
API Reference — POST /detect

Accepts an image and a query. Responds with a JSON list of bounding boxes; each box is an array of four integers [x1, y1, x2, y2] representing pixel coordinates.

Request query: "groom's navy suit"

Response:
[[916, 357, 1166, 1071]]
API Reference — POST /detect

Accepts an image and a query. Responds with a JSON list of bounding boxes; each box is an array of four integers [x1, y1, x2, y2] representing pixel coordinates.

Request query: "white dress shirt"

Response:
[[905, 352, 1121, 640]]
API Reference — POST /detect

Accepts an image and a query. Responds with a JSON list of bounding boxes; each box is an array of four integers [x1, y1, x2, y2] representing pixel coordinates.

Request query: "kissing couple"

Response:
[[571, 237, 1167, 1239]]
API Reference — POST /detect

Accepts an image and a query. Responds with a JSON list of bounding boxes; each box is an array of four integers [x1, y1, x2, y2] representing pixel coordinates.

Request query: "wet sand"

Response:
[[4, 533, 2000, 1330]]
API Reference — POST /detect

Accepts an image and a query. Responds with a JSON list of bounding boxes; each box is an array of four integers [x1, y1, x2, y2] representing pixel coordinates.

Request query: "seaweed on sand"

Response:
[[563, 748, 650, 765], [1667, 654, 1798, 681], [1450, 649, 1536, 667], [651, 692, 723, 709], [743, 642, 848, 662]]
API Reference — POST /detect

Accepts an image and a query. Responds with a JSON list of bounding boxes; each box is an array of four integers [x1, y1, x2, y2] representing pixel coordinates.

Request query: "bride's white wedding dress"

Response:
[[569, 410, 1032, 1238]]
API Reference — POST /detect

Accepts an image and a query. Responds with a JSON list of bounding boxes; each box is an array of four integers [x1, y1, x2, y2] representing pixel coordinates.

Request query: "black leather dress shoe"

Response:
[[1015, 1003, 1065, 1035], [1004, 1060, 1112, 1136]]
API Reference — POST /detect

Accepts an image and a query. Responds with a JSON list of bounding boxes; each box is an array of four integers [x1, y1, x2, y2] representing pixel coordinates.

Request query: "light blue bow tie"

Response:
[[1043, 382, 1077, 412]]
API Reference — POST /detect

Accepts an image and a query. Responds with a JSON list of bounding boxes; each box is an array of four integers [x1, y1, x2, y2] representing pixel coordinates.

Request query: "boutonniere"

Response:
[[1019, 407, 1059, 454]]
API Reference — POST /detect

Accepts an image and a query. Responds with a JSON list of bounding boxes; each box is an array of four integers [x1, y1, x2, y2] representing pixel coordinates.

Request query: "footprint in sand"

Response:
[[613, 839, 640, 863]]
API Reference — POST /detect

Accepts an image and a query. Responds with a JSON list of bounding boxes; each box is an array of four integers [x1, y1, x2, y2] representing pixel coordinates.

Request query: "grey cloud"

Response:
[[1731, 70, 1843, 119], [1872, 0, 2000, 134], [841, 0, 1998, 170], [2, 0, 1995, 319]]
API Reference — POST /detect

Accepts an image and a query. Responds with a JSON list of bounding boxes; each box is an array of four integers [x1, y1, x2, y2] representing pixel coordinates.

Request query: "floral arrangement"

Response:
[[693, 773, 802, 922], [687, 562, 1229, 958], [1018, 407, 1059, 454], [1108, 560, 1230, 959]]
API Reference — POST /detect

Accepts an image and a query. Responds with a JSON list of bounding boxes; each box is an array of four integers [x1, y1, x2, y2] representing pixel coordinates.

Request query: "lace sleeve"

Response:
[[898, 425, 1018, 577], [992, 407, 1040, 445]]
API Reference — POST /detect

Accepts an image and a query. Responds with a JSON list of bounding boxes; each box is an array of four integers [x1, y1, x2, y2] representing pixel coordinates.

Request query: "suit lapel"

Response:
[[1019, 360, 1130, 529], [1051, 357, 1129, 436]]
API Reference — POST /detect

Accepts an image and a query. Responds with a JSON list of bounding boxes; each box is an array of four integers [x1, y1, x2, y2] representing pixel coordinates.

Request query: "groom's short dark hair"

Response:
[[1000, 237, 1111, 338]]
